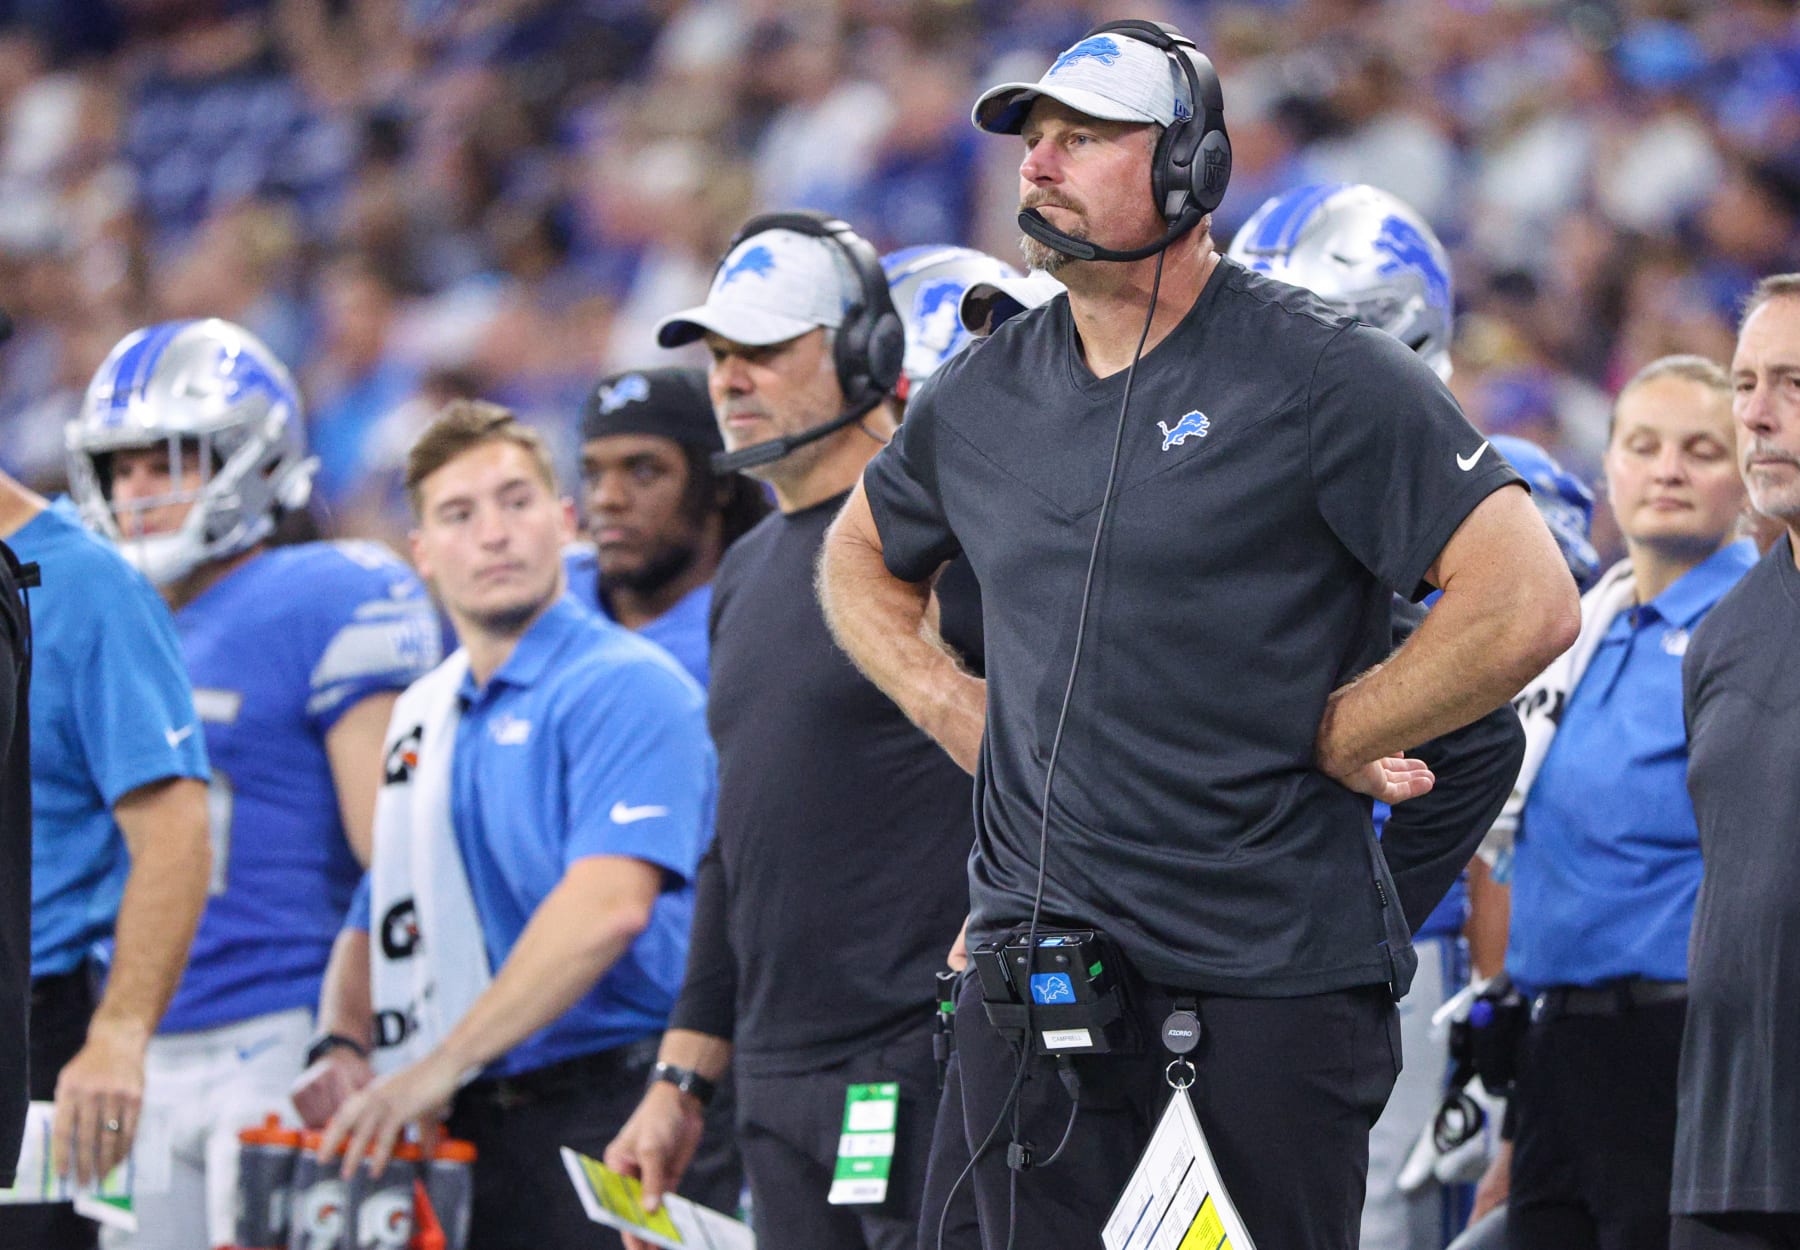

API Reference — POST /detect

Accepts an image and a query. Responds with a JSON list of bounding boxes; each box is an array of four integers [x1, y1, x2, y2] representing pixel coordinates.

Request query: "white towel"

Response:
[[368, 650, 493, 1076], [1480, 559, 1640, 878]]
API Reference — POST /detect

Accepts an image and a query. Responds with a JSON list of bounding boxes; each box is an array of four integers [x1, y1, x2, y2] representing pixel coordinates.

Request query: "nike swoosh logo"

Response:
[[165, 723, 197, 749], [1456, 442, 1491, 472], [610, 801, 670, 825], [235, 1036, 281, 1064]]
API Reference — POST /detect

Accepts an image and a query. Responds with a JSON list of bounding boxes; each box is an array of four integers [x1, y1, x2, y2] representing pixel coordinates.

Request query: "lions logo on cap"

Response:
[[596, 374, 651, 415], [1051, 36, 1121, 75], [720, 245, 776, 288]]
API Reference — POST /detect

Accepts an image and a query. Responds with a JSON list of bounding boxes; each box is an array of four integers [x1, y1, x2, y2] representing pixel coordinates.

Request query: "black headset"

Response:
[[710, 211, 905, 473], [1017, 20, 1233, 264]]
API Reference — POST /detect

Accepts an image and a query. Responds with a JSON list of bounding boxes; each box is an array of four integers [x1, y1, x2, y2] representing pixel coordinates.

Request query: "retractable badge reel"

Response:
[[1162, 999, 1201, 1090], [1099, 996, 1259, 1250]]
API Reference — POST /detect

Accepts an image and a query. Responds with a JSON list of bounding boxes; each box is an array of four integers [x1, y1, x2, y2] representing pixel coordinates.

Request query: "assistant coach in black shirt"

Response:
[[820, 21, 1577, 1250], [605, 214, 978, 1250]]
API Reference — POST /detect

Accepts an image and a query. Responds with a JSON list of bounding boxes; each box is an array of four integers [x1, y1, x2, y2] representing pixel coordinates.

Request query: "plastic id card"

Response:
[[1101, 1089, 1258, 1250], [560, 1147, 754, 1250], [827, 1083, 898, 1205]]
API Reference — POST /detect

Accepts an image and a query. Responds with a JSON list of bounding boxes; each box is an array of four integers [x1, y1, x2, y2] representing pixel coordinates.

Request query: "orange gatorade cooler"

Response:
[[234, 1115, 303, 1250]]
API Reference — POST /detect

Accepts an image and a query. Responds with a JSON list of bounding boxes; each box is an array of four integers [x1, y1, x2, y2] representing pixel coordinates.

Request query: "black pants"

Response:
[[1673, 1215, 1800, 1250], [733, 1020, 940, 1250], [0, 967, 98, 1250], [918, 1045, 984, 1250], [445, 1037, 741, 1250], [952, 975, 1401, 1250], [1507, 998, 1685, 1250]]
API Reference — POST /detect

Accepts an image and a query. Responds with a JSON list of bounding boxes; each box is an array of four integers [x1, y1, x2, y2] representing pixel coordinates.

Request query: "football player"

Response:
[[66, 319, 442, 1250]]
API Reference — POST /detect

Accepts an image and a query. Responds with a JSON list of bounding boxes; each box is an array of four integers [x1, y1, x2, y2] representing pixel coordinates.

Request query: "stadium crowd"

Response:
[[0, 0, 1797, 534], [0, 3, 1796, 1250]]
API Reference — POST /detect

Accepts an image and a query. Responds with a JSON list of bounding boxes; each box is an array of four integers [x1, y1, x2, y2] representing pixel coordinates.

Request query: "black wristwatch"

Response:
[[649, 1061, 717, 1107], [304, 1032, 369, 1068]]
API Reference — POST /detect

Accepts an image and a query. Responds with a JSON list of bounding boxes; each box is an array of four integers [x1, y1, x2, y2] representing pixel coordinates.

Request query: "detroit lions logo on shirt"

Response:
[[1051, 36, 1121, 75], [596, 373, 651, 414], [1158, 410, 1210, 451], [720, 245, 776, 288], [1373, 214, 1451, 310], [490, 714, 532, 745]]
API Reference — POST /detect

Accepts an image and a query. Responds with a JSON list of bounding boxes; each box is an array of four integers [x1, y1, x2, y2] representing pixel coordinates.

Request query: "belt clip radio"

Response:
[[971, 928, 1140, 1056]]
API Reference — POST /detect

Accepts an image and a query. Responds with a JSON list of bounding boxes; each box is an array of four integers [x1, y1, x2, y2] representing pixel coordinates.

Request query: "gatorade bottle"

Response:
[[422, 1139, 476, 1250], [235, 1115, 303, 1249], [344, 1141, 421, 1250], [287, 1132, 347, 1250]]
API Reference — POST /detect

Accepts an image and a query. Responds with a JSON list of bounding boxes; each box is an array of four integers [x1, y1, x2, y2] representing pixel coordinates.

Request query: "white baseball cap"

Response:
[[973, 31, 1190, 135], [657, 229, 852, 348]]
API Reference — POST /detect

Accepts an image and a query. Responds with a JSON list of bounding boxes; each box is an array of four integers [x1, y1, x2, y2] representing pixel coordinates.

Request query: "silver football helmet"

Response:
[[1227, 183, 1454, 380], [67, 318, 316, 585], [881, 245, 1027, 388]]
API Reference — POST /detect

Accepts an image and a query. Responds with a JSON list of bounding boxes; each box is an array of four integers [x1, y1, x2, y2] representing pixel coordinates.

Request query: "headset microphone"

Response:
[[710, 394, 884, 474], [1017, 207, 1203, 264]]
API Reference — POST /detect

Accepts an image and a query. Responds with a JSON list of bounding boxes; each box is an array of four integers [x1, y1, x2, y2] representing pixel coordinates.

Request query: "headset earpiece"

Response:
[[1085, 20, 1232, 223]]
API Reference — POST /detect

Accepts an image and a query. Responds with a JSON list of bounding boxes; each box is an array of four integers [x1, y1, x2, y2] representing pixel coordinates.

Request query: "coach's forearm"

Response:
[[1318, 590, 1557, 777], [103, 776, 211, 1034], [1318, 488, 1578, 776], [819, 484, 985, 774]]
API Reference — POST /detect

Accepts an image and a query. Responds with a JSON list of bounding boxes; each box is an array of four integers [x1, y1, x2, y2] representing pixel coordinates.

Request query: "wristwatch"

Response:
[[304, 1032, 369, 1068], [649, 1061, 717, 1107]]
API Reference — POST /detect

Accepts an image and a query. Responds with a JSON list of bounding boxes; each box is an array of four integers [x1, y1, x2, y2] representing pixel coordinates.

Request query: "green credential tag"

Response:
[[828, 1082, 899, 1205]]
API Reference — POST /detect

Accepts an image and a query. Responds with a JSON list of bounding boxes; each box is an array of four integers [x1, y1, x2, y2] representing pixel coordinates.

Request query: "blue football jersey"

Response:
[[159, 541, 441, 1033], [561, 544, 713, 690]]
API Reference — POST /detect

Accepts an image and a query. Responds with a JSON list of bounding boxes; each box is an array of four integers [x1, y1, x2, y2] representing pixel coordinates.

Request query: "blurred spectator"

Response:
[[304, 256, 420, 509], [119, 7, 353, 248]]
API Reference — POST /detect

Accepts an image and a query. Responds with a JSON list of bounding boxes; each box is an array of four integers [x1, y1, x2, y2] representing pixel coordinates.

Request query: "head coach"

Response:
[[818, 19, 1577, 1250]]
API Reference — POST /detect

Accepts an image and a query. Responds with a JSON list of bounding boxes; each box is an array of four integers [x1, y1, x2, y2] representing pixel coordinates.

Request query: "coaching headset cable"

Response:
[[935, 248, 1169, 1250]]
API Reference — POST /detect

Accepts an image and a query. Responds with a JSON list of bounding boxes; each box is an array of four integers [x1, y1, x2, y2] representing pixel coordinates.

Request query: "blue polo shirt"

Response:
[[354, 595, 714, 1077], [561, 545, 713, 689], [13, 499, 211, 977], [1507, 540, 1758, 990]]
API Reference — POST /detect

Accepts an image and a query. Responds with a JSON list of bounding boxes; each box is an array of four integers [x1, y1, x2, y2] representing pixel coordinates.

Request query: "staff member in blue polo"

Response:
[[299, 401, 731, 1249], [0, 465, 211, 1250], [1474, 355, 1757, 1250]]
